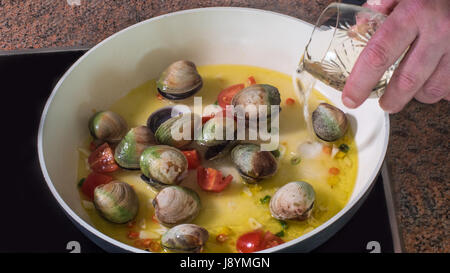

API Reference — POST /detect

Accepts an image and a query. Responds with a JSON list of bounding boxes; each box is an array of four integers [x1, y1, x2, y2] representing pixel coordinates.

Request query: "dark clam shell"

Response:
[[204, 141, 236, 160], [146, 105, 190, 134]]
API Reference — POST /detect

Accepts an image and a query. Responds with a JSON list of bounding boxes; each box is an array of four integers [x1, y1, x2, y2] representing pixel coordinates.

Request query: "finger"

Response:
[[378, 37, 444, 113], [363, 0, 399, 15], [414, 54, 450, 104], [342, 1, 418, 108]]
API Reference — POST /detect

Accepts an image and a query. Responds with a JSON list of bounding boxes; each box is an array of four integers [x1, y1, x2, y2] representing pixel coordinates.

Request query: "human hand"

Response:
[[342, 0, 450, 113]]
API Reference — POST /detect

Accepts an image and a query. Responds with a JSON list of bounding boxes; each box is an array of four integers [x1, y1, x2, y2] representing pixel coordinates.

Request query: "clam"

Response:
[[157, 60, 203, 100], [269, 181, 315, 221], [204, 141, 236, 161], [312, 103, 348, 142], [231, 84, 281, 120], [153, 186, 201, 227], [154, 112, 199, 149], [93, 181, 139, 224], [88, 111, 128, 143], [197, 116, 236, 147], [114, 126, 156, 169], [231, 144, 278, 182], [146, 105, 191, 135], [161, 224, 209, 253], [140, 145, 188, 186]]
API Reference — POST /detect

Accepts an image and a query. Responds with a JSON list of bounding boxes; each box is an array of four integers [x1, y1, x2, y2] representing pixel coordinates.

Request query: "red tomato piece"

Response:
[[182, 150, 201, 170], [88, 143, 119, 173], [81, 172, 113, 200], [217, 84, 245, 109], [286, 98, 295, 105], [236, 230, 264, 253], [261, 231, 284, 249], [236, 230, 284, 253], [246, 76, 256, 86], [329, 167, 340, 175], [197, 167, 233, 193], [127, 231, 139, 239]]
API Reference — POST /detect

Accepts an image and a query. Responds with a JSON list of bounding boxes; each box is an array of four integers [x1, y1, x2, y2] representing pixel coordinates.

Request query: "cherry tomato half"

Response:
[[197, 166, 233, 193], [236, 230, 264, 253], [217, 84, 245, 109], [236, 230, 284, 253], [81, 172, 113, 200], [88, 143, 119, 173], [261, 231, 284, 249], [182, 150, 201, 170]]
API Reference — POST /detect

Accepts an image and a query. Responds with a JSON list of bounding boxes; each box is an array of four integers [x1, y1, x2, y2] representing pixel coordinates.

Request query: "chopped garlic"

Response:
[[139, 219, 147, 229], [84, 158, 90, 171], [82, 200, 94, 210], [331, 145, 339, 158], [278, 144, 287, 158], [248, 217, 263, 229], [242, 187, 253, 197]]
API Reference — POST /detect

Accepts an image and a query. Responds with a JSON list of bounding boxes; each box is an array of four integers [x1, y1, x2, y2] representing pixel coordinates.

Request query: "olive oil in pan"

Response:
[[77, 65, 358, 253]]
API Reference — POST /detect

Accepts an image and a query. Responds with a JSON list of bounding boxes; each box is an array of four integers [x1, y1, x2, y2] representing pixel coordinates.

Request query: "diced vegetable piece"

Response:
[[81, 172, 113, 200], [260, 195, 271, 204], [339, 143, 350, 153], [278, 220, 288, 230], [217, 84, 245, 109], [290, 156, 301, 165], [216, 233, 228, 243], [127, 231, 139, 239], [197, 166, 233, 193], [285, 98, 295, 105], [275, 230, 285, 237], [246, 76, 256, 86], [182, 150, 201, 170], [88, 143, 119, 173], [329, 167, 340, 175], [77, 178, 86, 188], [322, 145, 332, 155]]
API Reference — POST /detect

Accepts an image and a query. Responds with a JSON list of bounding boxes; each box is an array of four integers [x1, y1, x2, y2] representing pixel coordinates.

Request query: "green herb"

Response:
[[214, 100, 218, 105], [275, 230, 285, 237], [260, 195, 271, 204], [271, 150, 280, 158], [77, 178, 86, 188], [290, 156, 301, 165], [278, 220, 288, 230], [339, 144, 350, 153]]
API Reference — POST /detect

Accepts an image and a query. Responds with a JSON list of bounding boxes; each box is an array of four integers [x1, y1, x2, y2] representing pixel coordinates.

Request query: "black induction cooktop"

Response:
[[0, 49, 397, 253]]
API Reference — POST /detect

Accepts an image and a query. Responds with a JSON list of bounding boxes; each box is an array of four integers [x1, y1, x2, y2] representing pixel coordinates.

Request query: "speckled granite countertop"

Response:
[[1, 0, 448, 253]]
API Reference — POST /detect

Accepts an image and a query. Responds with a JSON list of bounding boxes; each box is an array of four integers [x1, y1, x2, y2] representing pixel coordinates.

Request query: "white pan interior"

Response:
[[38, 7, 389, 252]]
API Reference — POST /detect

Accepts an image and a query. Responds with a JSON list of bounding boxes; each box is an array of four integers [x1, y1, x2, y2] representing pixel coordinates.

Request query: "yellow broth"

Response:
[[77, 65, 358, 253]]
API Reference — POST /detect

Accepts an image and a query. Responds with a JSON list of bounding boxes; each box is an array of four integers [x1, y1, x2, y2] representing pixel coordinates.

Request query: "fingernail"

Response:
[[342, 96, 357, 108]]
